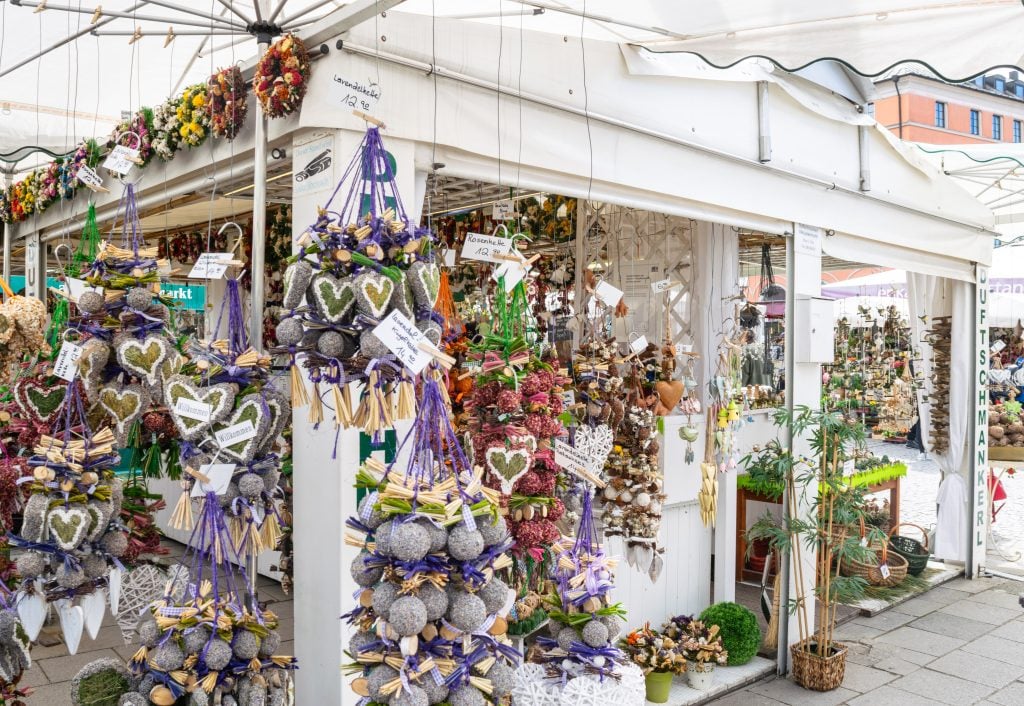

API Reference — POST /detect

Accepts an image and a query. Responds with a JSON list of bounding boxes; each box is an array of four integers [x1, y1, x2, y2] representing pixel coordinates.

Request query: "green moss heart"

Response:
[[418, 264, 441, 305], [315, 276, 355, 322], [26, 386, 64, 418]]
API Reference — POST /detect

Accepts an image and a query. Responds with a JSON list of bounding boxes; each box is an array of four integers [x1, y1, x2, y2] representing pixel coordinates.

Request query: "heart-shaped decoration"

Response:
[[14, 377, 66, 425], [78, 339, 111, 396], [85, 500, 112, 542], [160, 349, 184, 383], [212, 394, 271, 464], [509, 434, 538, 453], [16, 589, 47, 641], [108, 567, 122, 615], [655, 380, 685, 412], [485, 446, 532, 495], [257, 389, 291, 456], [354, 271, 395, 319], [164, 376, 238, 441], [98, 383, 150, 446], [310, 272, 356, 324], [80, 589, 107, 640], [410, 261, 441, 308], [282, 260, 314, 310], [56, 600, 85, 655], [679, 425, 699, 443], [389, 270, 414, 319], [574, 424, 614, 469], [48, 506, 90, 551], [116, 334, 170, 387]]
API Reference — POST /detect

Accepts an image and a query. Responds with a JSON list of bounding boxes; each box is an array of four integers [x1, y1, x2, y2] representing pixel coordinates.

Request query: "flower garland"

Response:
[[106, 108, 155, 170], [176, 83, 210, 148], [151, 97, 181, 161], [254, 33, 310, 118], [207, 65, 248, 140]]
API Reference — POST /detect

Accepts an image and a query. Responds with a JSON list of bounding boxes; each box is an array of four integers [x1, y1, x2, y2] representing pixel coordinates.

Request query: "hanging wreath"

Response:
[[152, 96, 182, 160], [254, 33, 310, 118], [106, 107, 155, 169], [207, 65, 248, 139], [176, 83, 211, 148]]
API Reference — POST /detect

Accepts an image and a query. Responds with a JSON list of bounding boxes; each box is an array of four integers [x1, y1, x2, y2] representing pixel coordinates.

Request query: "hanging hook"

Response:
[[52, 242, 72, 277], [218, 222, 245, 254]]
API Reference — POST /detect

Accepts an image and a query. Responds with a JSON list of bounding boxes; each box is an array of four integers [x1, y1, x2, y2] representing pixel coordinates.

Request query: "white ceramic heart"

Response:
[[56, 600, 85, 655], [80, 589, 107, 640], [108, 567, 122, 616], [16, 590, 46, 641]]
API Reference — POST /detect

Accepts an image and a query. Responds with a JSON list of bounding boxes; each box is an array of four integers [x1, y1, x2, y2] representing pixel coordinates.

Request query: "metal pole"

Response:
[[249, 34, 269, 353], [777, 227, 795, 674], [1, 222, 10, 284]]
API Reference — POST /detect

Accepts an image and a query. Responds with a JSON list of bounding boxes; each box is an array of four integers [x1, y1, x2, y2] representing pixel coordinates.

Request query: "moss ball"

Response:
[[137, 617, 160, 648], [446, 526, 484, 562], [374, 519, 396, 555], [581, 619, 610, 648], [421, 677, 449, 705], [488, 662, 515, 697], [372, 581, 399, 620], [477, 515, 508, 546], [447, 685, 486, 706], [237, 473, 265, 499], [275, 318, 304, 347], [389, 685, 428, 706], [699, 602, 762, 666], [358, 495, 386, 530], [418, 583, 448, 622], [360, 330, 391, 359], [367, 665, 399, 701], [601, 615, 625, 641], [418, 519, 448, 553], [351, 552, 383, 588], [184, 626, 212, 655], [126, 288, 153, 311], [556, 626, 579, 652], [446, 591, 487, 633], [15, 552, 46, 579], [348, 630, 376, 657], [232, 630, 260, 660], [56, 564, 86, 589], [317, 330, 356, 360], [204, 638, 233, 670], [390, 522, 431, 562], [82, 555, 108, 579], [152, 642, 185, 671], [258, 630, 281, 658], [477, 577, 509, 616], [388, 596, 428, 637], [77, 290, 106, 315], [118, 694, 147, 706], [101, 530, 128, 557]]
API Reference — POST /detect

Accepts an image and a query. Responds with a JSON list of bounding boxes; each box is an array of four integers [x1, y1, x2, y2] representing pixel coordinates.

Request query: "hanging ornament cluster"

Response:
[[343, 372, 520, 706], [207, 65, 249, 140], [0, 588, 31, 706], [254, 33, 311, 119], [276, 127, 441, 432]]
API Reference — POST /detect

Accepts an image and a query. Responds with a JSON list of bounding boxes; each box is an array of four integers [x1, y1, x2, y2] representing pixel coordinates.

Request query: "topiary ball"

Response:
[[15, 552, 46, 579], [351, 552, 383, 587], [126, 287, 153, 311], [359, 329, 391, 359], [477, 514, 508, 546], [389, 684, 428, 706], [388, 596, 428, 637], [348, 630, 376, 657], [317, 330, 356, 360], [77, 290, 106, 315], [238, 472, 265, 499], [101, 530, 129, 557], [358, 495, 386, 530], [447, 685, 486, 706], [152, 642, 185, 671], [275, 317, 304, 347], [421, 676, 449, 705], [204, 638, 233, 670], [184, 625, 212, 655], [390, 522, 431, 562], [581, 619, 609, 647], [259, 630, 281, 658], [372, 581, 399, 620], [487, 662, 515, 698], [477, 577, 509, 616], [446, 591, 487, 633], [446, 525, 484, 562], [418, 582, 448, 622], [374, 518, 396, 555], [56, 564, 86, 589], [82, 554, 108, 579], [699, 601, 761, 666], [418, 519, 448, 553], [600, 614, 625, 641], [367, 665, 399, 701], [556, 626, 579, 652], [232, 630, 260, 660]]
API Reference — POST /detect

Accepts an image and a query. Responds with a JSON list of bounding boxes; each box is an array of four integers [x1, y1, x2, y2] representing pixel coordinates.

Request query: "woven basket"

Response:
[[840, 539, 908, 587], [888, 523, 930, 576], [791, 639, 848, 691]]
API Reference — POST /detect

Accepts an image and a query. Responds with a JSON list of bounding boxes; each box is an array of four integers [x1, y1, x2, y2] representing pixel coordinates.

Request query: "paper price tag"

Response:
[[992, 340, 1007, 353], [842, 459, 856, 475], [651, 278, 675, 293], [76, 165, 105, 190], [442, 248, 456, 268], [859, 537, 869, 548], [629, 335, 649, 355], [595, 280, 624, 307], [878, 563, 891, 580], [67, 278, 102, 302], [188, 253, 233, 280], [332, 73, 381, 112], [53, 342, 84, 381], [461, 232, 513, 264], [174, 397, 213, 422], [190, 463, 236, 497], [561, 390, 575, 408], [491, 200, 514, 220], [102, 145, 139, 176], [554, 439, 600, 475], [492, 260, 526, 291], [214, 420, 257, 447], [372, 310, 433, 374]]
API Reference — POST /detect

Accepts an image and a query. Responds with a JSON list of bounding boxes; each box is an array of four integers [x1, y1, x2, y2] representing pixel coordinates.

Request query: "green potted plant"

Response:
[[619, 624, 686, 703], [675, 618, 729, 691], [699, 602, 761, 666]]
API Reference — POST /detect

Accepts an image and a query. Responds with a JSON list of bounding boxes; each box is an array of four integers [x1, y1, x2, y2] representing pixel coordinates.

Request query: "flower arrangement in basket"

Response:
[[254, 33, 310, 118], [176, 83, 211, 148], [207, 65, 248, 140]]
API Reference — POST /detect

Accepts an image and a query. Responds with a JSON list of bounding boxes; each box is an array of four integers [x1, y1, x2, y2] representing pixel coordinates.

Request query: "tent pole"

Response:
[[250, 35, 269, 353]]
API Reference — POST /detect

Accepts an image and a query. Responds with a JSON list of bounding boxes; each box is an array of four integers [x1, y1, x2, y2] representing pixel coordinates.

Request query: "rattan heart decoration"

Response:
[[574, 424, 614, 469]]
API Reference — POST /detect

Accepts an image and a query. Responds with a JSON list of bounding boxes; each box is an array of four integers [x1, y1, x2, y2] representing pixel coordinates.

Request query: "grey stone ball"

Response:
[[77, 290, 105, 315], [15, 552, 46, 579], [417, 583, 448, 622], [317, 330, 356, 360], [390, 522, 431, 562], [238, 473, 265, 499], [447, 685, 486, 706], [204, 638, 233, 670], [274, 317, 304, 347], [600, 615, 625, 641], [367, 665, 400, 701], [372, 581, 399, 620], [488, 662, 516, 698], [388, 596, 428, 637], [101, 530, 128, 557], [348, 630, 376, 657], [374, 518, 396, 555], [581, 619, 610, 648], [557, 626, 579, 652], [232, 630, 260, 660], [351, 552, 383, 588], [389, 685, 428, 706], [446, 591, 487, 633], [184, 626, 212, 655], [137, 616, 160, 648], [446, 526, 484, 562], [56, 564, 86, 589], [477, 577, 509, 616], [126, 287, 152, 311], [82, 554, 108, 579], [421, 677, 449, 705], [259, 630, 281, 658], [358, 495, 386, 530], [477, 515, 508, 546], [359, 329, 391, 359], [118, 694, 148, 706], [152, 641, 185, 671]]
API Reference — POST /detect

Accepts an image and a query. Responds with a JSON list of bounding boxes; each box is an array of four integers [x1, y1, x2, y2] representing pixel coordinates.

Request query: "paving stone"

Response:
[[940, 598, 1021, 626], [22, 680, 73, 706], [748, 676, 857, 706], [945, 577, 1006, 594], [889, 668, 996, 705], [910, 612, 993, 641], [896, 596, 953, 617], [870, 654, 928, 676], [833, 622, 885, 642], [876, 626, 967, 656], [698, 692, 787, 706], [836, 662, 897, 693], [927, 649, 1024, 688], [965, 588, 1024, 611], [37, 648, 121, 683], [991, 619, 1024, 643], [927, 586, 979, 603], [851, 610, 916, 631], [962, 634, 1024, 668], [847, 685, 954, 706], [988, 681, 1024, 706]]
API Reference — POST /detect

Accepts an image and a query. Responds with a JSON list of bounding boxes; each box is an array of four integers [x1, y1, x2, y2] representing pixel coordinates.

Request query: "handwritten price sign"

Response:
[[461, 232, 513, 264], [373, 310, 433, 374]]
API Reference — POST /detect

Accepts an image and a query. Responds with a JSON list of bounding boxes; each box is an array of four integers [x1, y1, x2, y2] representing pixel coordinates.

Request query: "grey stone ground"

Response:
[[708, 576, 1024, 705]]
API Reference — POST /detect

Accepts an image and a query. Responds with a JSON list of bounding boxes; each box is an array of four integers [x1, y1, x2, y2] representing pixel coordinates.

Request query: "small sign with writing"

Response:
[[491, 200, 514, 221], [595, 280, 624, 307], [53, 342, 84, 381], [554, 439, 600, 475], [188, 253, 233, 280], [560, 390, 575, 408], [214, 420, 257, 448], [461, 232, 513, 264], [878, 563, 891, 580], [842, 459, 856, 475], [102, 145, 139, 176], [190, 464, 236, 497], [629, 335, 649, 355], [373, 310, 433, 374], [76, 165, 105, 191], [992, 340, 1007, 353], [492, 260, 526, 291], [651, 278, 676, 293], [174, 397, 213, 423], [332, 74, 381, 113]]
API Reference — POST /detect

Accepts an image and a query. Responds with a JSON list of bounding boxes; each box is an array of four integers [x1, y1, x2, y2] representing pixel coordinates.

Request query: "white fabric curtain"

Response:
[[691, 221, 741, 399]]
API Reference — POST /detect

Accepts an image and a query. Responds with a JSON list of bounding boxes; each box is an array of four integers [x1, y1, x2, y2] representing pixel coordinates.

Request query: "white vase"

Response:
[[686, 660, 715, 691]]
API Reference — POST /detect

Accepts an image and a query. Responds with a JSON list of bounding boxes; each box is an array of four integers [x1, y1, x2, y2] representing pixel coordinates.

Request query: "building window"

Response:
[[971, 109, 981, 135], [994, 115, 1003, 140], [1015, 120, 1021, 143], [935, 102, 947, 127], [1016, 85, 1024, 98], [995, 77, 1006, 92]]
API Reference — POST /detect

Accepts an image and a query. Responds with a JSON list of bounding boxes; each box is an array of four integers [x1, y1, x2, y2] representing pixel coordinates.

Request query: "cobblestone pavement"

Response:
[[708, 576, 1024, 705]]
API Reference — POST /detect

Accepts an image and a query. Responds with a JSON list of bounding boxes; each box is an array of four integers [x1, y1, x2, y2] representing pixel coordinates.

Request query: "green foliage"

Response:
[[698, 602, 761, 666], [74, 669, 130, 706]]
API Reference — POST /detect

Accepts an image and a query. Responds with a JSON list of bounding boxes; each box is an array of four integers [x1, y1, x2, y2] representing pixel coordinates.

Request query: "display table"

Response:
[[735, 463, 907, 583]]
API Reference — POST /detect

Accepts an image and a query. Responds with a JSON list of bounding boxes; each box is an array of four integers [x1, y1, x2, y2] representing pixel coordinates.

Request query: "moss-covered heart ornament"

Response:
[[115, 334, 170, 387], [77, 339, 111, 398], [14, 377, 66, 425], [310, 272, 356, 324], [282, 260, 314, 310], [409, 261, 441, 308], [257, 389, 291, 456], [354, 271, 395, 319], [212, 394, 271, 464], [485, 446, 533, 495], [47, 506, 90, 551], [163, 376, 238, 441], [98, 383, 150, 446]]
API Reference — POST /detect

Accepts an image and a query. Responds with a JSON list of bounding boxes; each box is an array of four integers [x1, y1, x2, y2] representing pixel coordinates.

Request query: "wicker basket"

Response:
[[791, 639, 848, 691], [840, 539, 908, 587], [888, 523, 930, 576]]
